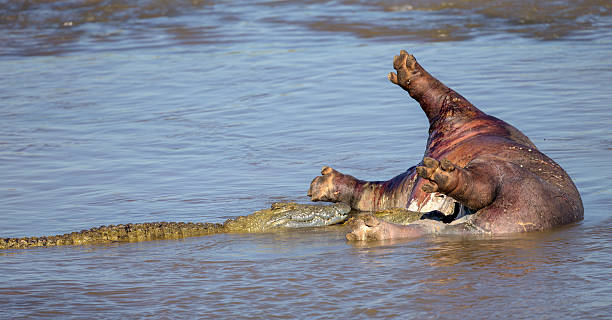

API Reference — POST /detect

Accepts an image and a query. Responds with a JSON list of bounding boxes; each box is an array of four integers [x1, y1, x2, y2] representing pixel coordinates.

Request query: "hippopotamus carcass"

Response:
[[307, 50, 584, 240]]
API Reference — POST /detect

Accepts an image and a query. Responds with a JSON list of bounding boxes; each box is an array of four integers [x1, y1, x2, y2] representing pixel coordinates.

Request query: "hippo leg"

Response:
[[345, 156, 502, 241], [388, 49, 484, 124], [416, 157, 498, 211], [308, 166, 416, 212]]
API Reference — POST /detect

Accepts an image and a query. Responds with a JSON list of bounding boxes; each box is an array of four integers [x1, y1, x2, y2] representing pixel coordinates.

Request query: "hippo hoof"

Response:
[[308, 166, 337, 202], [416, 157, 460, 194], [308, 166, 357, 204], [388, 49, 418, 89]]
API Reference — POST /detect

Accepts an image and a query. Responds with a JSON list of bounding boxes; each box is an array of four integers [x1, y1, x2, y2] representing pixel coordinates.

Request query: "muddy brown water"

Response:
[[1, 0, 612, 318]]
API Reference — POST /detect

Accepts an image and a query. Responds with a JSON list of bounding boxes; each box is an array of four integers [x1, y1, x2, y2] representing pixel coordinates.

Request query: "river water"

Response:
[[1, 0, 611, 318]]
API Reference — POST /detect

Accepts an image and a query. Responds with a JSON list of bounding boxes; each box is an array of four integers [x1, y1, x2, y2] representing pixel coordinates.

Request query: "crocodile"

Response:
[[0, 202, 423, 249]]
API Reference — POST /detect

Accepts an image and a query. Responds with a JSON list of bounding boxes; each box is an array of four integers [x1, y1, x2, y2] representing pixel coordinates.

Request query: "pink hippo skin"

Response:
[[307, 50, 583, 241]]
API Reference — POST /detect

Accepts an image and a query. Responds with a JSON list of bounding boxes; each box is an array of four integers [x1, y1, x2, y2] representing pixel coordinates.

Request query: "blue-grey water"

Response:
[[1, 0, 612, 318]]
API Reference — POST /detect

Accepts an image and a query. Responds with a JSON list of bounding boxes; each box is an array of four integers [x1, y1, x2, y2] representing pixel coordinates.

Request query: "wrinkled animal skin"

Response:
[[308, 50, 583, 240]]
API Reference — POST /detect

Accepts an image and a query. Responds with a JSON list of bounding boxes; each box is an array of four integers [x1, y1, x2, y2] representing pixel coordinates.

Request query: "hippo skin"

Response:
[[308, 50, 583, 241]]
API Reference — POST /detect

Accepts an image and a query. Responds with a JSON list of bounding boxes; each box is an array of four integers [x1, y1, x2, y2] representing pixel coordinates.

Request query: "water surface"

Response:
[[1, 0, 612, 318]]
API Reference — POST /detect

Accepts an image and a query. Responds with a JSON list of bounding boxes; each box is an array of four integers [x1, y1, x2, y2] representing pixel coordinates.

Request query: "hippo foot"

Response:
[[416, 157, 459, 194], [388, 49, 418, 90], [308, 166, 355, 204]]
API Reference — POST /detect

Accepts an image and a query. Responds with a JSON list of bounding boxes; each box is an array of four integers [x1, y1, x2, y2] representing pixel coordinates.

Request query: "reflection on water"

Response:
[[5, 225, 607, 318], [1, 0, 612, 318]]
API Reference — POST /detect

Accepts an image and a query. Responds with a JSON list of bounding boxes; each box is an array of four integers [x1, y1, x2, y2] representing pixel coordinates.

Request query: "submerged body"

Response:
[[308, 50, 583, 240], [2, 202, 428, 249]]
